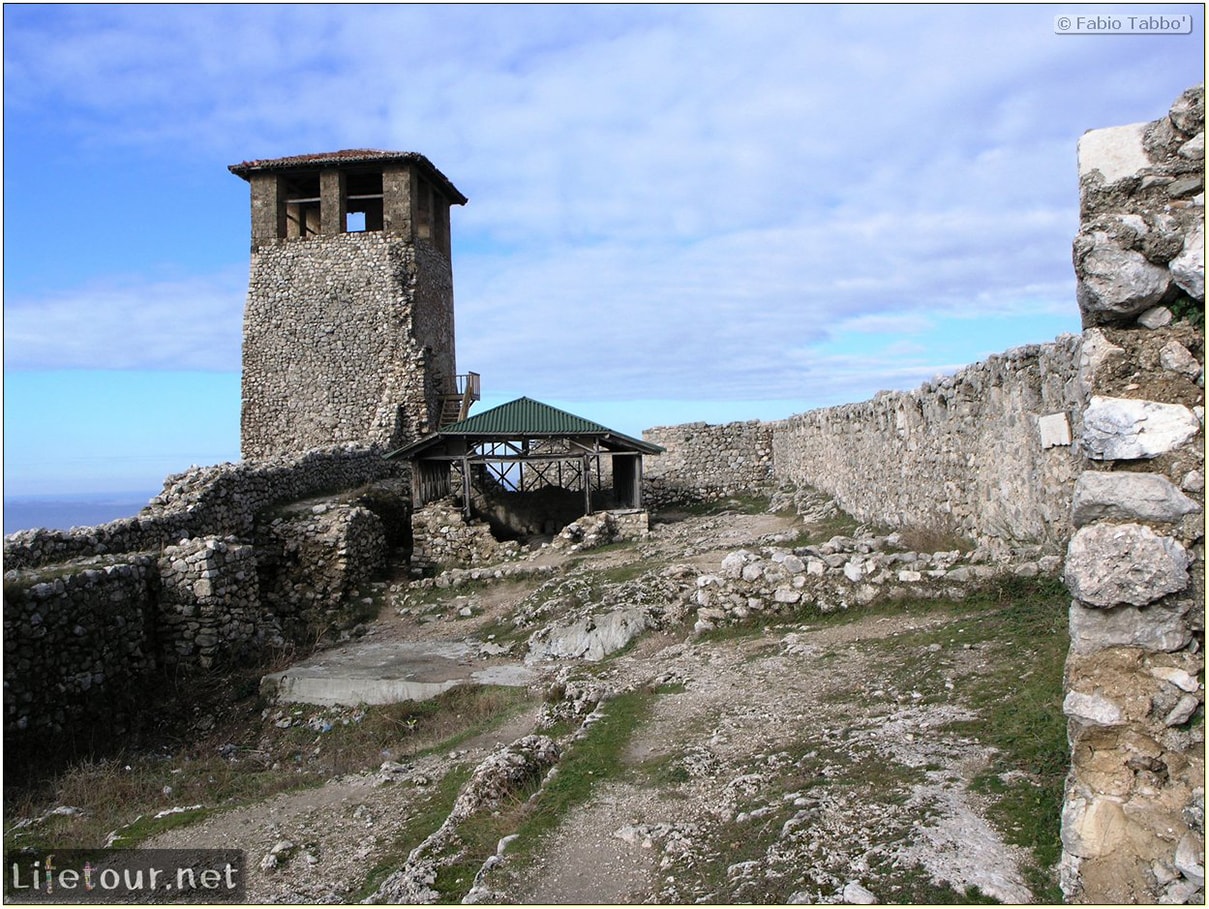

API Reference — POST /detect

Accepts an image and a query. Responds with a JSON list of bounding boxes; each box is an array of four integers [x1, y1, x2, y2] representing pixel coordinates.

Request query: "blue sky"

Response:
[[3, 3, 1204, 497]]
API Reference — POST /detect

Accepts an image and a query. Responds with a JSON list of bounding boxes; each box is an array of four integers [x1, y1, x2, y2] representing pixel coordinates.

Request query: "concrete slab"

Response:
[[261, 639, 539, 707]]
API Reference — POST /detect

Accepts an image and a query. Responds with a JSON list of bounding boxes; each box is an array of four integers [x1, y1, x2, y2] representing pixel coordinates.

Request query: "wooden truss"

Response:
[[408, 435, 644, 520]]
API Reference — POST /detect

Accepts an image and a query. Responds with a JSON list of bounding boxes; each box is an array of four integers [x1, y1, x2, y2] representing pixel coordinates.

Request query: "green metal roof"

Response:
[[386, 396, 664, 458], [441, 397, 611, 435]]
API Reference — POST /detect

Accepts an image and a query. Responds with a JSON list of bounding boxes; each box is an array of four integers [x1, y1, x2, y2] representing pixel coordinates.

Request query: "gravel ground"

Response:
[[141, 507, 1045, 904]]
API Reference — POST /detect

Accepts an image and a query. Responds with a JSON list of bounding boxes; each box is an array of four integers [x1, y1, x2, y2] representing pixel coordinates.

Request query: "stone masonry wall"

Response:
[[643, 421, 775, 507], [1058, 85, 1205, 905], [157, 536, 270, 672], [410, 498, 520, 571], [772, 338, 1086, 549], [3, 444, 404, 571], [643, 340, 1084, 550], [3, 555, 158, 743], [241, 232, 453, 459], [3, 448, 408, 752], [254, 502, 389, 640]]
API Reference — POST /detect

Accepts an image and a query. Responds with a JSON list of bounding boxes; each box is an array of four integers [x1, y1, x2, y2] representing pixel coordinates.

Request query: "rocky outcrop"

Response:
[[367, 735, 561, 904]]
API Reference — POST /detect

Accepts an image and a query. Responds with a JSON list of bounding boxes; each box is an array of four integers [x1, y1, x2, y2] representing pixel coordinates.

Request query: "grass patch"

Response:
[[5, 685, 536, 859], [796, 508, 865, 544], [943, 578, 1069, 901], [4, 752, 329, 855], [356, 686, 663, 903], [652, 493, 774, 523], [433, 688, 660, 901], [854, 576, 1068, 899], [695, 592, 970, 647], [102, 805, 214, 849], [515, 689, 654, 846], [893, 524, 976, 554], [680, 576, 1069, 902]]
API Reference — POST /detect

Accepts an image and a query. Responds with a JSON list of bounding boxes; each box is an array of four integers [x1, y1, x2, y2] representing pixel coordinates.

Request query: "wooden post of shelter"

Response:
[[582, 453, 592, 516], [461, 453, 472, 520]]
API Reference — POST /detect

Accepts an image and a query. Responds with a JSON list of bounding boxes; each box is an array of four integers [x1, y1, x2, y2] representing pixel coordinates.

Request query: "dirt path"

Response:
[[142, 507, 1042, 904], [490, 609, 1032, 905]]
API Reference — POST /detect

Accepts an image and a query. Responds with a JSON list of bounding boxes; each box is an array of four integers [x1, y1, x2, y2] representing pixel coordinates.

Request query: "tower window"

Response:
[[345, 170, 384, 233], [283, 173, 321, 239]]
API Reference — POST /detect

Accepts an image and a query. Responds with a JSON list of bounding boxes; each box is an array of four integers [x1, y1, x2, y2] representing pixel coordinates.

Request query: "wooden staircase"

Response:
[[438, 372, 480, 427]]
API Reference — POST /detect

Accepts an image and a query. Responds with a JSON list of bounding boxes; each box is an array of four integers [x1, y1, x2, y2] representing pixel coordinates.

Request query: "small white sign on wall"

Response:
[[1038, 412, 1072, 449]]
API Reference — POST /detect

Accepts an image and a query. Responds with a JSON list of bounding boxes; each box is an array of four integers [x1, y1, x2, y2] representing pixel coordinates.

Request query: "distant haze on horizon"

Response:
[[3, 3, 1204, 501]]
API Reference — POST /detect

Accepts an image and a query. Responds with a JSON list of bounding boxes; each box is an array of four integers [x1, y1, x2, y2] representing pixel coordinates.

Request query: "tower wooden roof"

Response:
[[228, 149, 467, 204]]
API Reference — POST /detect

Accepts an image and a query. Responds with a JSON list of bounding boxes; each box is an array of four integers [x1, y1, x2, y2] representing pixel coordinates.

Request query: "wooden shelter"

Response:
[[386, 397, 664, 519]]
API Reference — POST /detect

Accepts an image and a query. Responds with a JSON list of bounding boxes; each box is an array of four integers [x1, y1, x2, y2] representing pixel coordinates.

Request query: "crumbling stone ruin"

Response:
[[3, 446, 407, 752], [2, 88, 1203, 902]]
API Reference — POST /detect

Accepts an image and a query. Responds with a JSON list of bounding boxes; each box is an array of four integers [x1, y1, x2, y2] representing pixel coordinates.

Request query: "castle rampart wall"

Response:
[[642, 420, 775, 507], [643, 339, 1085, 549], [642, 85, 1205, 903], [770, 338, 1085, 547], [3, 444, 402, 571], [3, 447, 408, 751]]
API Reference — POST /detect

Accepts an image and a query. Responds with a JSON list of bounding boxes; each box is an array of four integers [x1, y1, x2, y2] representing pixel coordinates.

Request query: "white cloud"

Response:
[[3, 3, 1202, 412], [4, 271, 245, 371]]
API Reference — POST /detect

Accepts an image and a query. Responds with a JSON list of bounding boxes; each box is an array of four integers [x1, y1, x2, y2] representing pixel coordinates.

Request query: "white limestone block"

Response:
[[1071, 471, 1201, 526], [1078, 122, 1152, 183], [1064, 690, 1126, 726], [1065, 523, 1191, 607], [1081, 396, 1201, 460]]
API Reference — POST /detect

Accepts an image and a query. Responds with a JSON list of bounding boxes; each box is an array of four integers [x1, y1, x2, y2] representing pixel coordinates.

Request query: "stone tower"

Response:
[[229, 149, 468, 459]]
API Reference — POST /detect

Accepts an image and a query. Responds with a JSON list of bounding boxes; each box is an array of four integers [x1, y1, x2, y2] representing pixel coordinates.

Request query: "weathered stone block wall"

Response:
[[411, 240, 458, 401], [254, 502, 388, 638], [642, 341, 1084, 549], [693, 536, 1061, 631], [3, 444, 405, 571], [1058, 84, 1205, 905], [3, 556, 158, 743], [771, 338, 1086, 548], [157, 536, 268, 671], [410, 498, 519, 570], [3, 450, 410, 754], [241, 232, 453, 459], [642, 420, 775, 506]]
